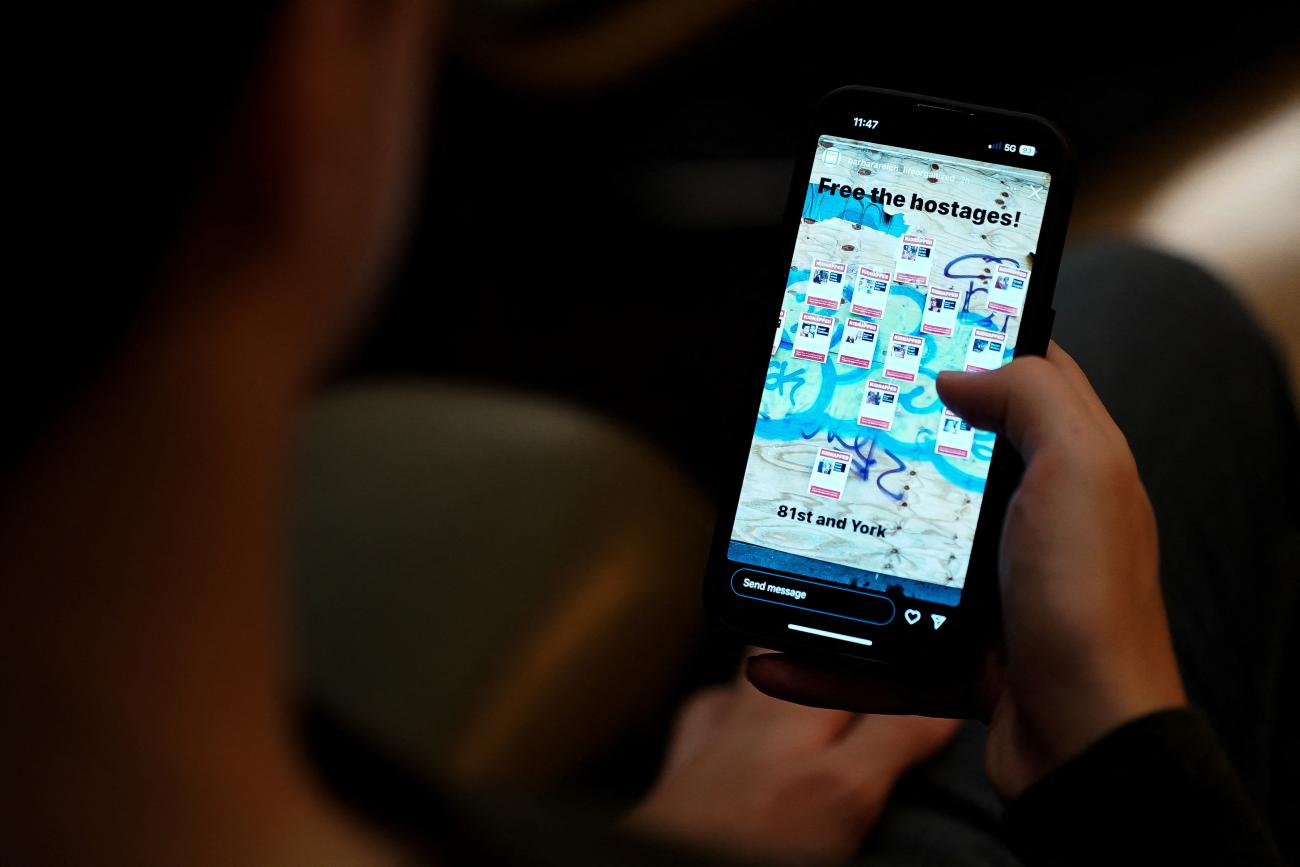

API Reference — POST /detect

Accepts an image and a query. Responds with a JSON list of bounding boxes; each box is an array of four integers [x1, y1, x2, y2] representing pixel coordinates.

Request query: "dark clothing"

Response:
[[1055, 241, 1299, 826], [1005, 708, 1285, 865], [863, 238, 1300, 865], [1031, 240, 1299, 864], [433, 704, 1287, 866]]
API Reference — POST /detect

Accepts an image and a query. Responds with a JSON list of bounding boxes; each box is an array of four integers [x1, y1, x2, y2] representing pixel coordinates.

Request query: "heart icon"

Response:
[[904, 609, 921, 625]]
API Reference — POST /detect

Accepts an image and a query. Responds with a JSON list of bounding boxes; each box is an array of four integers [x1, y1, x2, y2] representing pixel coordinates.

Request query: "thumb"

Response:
[[936, 354, 1087, 462]]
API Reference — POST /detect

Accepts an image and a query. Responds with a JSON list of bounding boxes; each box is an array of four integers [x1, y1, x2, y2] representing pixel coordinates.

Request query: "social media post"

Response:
[[731, 136, 1050, 603]]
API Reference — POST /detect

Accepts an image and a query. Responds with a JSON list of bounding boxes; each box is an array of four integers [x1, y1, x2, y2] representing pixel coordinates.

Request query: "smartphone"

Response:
[[704, 87, 1076, 671]]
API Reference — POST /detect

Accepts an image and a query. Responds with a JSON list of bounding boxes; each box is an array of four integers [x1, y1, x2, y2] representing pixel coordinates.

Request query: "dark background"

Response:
[[342, 2, 1297, 495]]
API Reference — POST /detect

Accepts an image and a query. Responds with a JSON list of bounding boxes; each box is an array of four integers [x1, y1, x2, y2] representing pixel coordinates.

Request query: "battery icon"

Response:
[[1018, 144, 1037, 156]]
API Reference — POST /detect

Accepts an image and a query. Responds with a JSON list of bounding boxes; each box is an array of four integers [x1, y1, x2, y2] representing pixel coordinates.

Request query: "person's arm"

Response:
[[1005, 707, 1284, 865]]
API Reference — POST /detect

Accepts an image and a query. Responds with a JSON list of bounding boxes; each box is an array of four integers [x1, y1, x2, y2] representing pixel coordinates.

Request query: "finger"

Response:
[[935, 355, 1093, 462], [1044, 341, 1110, 423], [746, 653, 988, 719], [1044, 342, 1136, 460], [733, 655, 860, 743], [644, 648, 863, 755]]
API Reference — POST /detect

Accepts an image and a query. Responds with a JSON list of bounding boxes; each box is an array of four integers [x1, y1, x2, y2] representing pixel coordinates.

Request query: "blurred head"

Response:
[[11, 1, 443, 466], [192, 1, 442, 364]]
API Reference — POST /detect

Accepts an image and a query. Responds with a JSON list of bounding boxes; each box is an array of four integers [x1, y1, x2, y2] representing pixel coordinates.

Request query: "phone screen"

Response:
[[725, 132, 1053, 638]]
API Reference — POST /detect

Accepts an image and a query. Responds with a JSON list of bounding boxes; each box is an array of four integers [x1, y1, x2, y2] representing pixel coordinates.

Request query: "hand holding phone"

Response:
[[628, 662, 958, 863], [747, 342, 1188, 799]]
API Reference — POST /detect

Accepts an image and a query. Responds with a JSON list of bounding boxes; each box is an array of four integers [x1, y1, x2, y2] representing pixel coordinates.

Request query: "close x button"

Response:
[[730, 569, 895, 625]]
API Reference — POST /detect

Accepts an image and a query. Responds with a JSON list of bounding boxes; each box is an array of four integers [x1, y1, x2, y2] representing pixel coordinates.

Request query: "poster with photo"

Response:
[[808, 447, 853, 499], [964, 328, 1005, 372], [894, 234, 935, 286], [935, 408, 975, 459], [772, 308, 785, 356], [920, 286, 961, 337], [883, 332, 924, 382], [837, 319, 878, 368], [792, 312, 835, 363], [850, 264, 891, 318], [808, 259, 847, 310], [987, 263, 1030, 316], [857, 379, 900, 431]]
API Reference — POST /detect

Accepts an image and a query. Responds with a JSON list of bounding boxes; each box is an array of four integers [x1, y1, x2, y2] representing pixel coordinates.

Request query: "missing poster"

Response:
[[808, 447, 853, 499], [850, 264, 891, 318], [857, 379, 900, 431], [792, 312, 835, 363], [808, 259, 847, 311], [883, 332, 924, 382], [935, 408, 974, 459], [837, 318, 878, 368], [964, 327, 1005, 372], [920, 286, 961, 337], [894, 234, 936, 286], [987, 263, 1030, 316]]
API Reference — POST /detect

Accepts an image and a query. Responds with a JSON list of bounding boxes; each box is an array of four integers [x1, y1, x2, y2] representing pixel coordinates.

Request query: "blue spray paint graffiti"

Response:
[[802, 183, 911, 234], [761, 249, 1023, 493]]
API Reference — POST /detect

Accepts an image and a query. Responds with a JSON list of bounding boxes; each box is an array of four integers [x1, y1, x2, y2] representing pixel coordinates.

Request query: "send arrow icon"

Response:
[[930, 614, 946, 630]]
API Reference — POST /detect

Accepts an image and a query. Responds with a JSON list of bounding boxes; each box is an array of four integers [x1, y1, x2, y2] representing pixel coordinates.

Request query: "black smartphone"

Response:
[[704, 86, 1076, 671]]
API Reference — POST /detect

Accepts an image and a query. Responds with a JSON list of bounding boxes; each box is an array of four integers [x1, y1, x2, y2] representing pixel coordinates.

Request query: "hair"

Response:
[[6, 7, 283, 472]]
